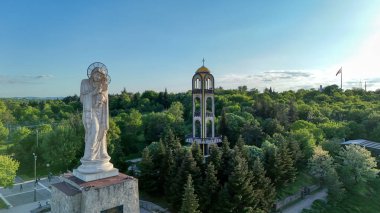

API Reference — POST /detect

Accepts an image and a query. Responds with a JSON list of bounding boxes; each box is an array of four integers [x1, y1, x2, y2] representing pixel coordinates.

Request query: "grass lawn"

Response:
[[322, 178, 380, 213], [0, 198, 7, 209], [277, 171, 315, 199]]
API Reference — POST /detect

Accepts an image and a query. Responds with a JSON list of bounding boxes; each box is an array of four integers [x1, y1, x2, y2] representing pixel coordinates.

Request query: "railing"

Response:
[[192, 89, 214, 94], [185, 136, 222, 144], [274, 185, 320, 211], [206, 111, 214, 117], [192, 89, 201, 94], [193, 111, 213, 117], [205, 89, 214, 94]]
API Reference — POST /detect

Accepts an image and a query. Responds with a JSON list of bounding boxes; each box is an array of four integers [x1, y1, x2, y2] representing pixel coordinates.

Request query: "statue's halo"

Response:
[[87, 62, 108, 78], [87, 62, 111, 84]]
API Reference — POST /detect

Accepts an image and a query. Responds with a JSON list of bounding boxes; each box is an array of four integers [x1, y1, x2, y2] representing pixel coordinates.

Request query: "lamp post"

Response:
[[46, 163, 50, 182], [36, 129, 39, 147], [33, 153, 37, 202]]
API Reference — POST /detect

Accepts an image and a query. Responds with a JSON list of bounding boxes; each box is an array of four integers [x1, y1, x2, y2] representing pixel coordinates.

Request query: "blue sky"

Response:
[[1, 1, 380, 97]]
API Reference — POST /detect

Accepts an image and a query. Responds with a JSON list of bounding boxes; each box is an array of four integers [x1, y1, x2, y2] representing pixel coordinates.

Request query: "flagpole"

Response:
[[341, 68, 342, 90]]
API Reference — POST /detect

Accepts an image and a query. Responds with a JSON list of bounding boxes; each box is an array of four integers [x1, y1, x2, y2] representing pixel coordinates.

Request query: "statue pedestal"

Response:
[[73, 168, 119, 182], [73, 158, 118, 182], [51, 173, 139, 213]]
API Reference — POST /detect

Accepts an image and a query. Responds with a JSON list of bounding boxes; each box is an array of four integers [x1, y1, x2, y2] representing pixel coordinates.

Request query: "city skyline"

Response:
[[1, 1, 380, 97]]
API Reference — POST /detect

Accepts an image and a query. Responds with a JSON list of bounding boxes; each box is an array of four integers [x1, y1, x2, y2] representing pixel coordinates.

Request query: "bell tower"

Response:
[[186, 59, 222, 156]]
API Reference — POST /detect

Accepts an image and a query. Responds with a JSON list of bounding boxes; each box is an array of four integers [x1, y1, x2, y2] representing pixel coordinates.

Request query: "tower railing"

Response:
[[192, 89, 202, 94], [205, 89, 214, 94], [193, 111, 213, 117], [185, 135, 222, 144], [192, 89, 214, 94]]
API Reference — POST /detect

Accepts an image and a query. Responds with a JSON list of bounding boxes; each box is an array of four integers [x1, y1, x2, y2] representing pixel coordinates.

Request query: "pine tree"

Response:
[[163, 148, 176, 196], [214, 184, 233, 213], [262, 141, 277, 182], [162, 127, 181, 151], [200, 163, 219, 212], [139, 147, 158, 193], [163, 88, 169, 109], [219, 137, 233, 184], [170, 150, 201, 210], [155, 139, 167, 193], [179, 175, 201, 213], [288, 100, 298, 123], [192, 142, 204, 171], [251, 158, 276, 212], [219, 109, 228, 137], [274, 142, 297, 187], [226, 152, 256, 212], [287, 140, 303, 167], [235, 135, 246, 157], [208, 144, 222, 172]]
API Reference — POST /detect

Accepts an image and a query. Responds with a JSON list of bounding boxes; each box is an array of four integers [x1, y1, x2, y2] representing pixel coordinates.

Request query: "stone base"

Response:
[[73, 168, 119, 182], [76, 158, 115, 174], [51, 173, 139, 213]]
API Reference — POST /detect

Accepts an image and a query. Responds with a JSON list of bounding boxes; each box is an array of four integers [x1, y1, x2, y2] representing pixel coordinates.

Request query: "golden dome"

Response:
[[196, 66, 210, 74]]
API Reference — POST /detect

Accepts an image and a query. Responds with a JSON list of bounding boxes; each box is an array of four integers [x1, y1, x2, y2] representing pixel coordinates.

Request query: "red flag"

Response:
[[336, 67, 342, 76]]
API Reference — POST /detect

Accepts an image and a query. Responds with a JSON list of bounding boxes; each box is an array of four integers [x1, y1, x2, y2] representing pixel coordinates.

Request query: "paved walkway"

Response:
[[0, 199, 50, 213], [0, 176, 60, 208], [0, 176, 168, 213], [282, 188, 328, 213]]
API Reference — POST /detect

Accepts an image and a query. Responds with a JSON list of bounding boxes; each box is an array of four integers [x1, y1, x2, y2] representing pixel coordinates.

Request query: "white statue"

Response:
[[80, 67, 110, 161], [75, 63, 117, 177]]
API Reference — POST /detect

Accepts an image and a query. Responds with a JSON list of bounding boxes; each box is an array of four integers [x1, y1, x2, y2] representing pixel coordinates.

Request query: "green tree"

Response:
[[289, 129, 316, 165], [107, 118, 124, 169], [318, 121, 348, 140], [241, 120, 264, 147], [139, 147, 157, 193], [262, 118, 284, 137], [208, 144, 222, 172], [261, 140, 277, 181], [219, 137, 233, 184], [214, 184, 234, 213], [191, 142, 204, 171], [200, 163, 219, 212], [225, 152, 256, 212], [9, 126, 31, 143], [40, 122, 83, 173], [0, 122, 9, 142], [170, 150, 201, 209], [251, 158, 276, 212], [320, 139, 341, 158], [338, 145, 379, 186], [308, 146, 336, 186], [290, 120, 325, 143], [180, 175, 201, 213], [273, 142, 297, 187], [142, 112, 171, 142], [0, 155, 20, 187]]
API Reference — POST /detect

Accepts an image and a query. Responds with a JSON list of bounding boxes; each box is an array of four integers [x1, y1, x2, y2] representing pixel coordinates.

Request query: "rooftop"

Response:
[[341, 139, 380, 150], [195, 66, 210, 74]]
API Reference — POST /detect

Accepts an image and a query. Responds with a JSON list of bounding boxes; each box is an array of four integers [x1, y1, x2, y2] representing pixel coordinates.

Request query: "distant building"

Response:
[[319, 85, 323, 92], [185, 63, 222, 156], [341, 139, 380, 155]]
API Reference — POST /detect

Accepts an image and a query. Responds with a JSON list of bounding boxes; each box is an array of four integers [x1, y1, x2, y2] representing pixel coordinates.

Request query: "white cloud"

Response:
[[218, 16, 380, 92], [0, 74, 54, 84], [217, 69, 323, 91]]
